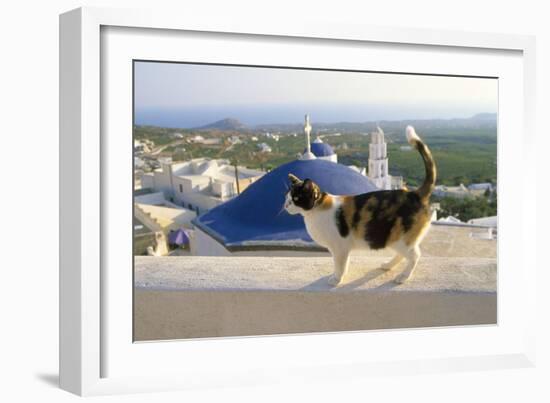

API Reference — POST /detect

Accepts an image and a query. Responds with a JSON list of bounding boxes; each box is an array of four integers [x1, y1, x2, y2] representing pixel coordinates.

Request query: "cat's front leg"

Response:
[[328, 251, 350, 286], [327, 275, 342, 286]]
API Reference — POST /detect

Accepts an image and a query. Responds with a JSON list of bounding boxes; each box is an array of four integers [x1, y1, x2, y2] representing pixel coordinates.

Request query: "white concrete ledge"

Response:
[[134, 256, 496, 341], [135, 256, 496, 293]]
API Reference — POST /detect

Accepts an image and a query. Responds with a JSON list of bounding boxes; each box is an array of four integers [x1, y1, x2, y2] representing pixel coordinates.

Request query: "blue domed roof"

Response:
[[303, 142, 335, 157], [194, 159, 377, 250]]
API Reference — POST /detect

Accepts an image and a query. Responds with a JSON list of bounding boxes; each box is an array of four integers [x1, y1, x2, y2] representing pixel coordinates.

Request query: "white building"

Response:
[[468, 183, 494, 196], [189, 135, 205, 143], [434, 183, 494, 198], [468, 183, 493, 191], [434, 184, 471, 198], [134, 191, 197, 256], [264, 132, 280, 141], [468, 215, 497, 228], [228, 135, 242, 145], [140, 158, 264, 214], [367, 127, 403, 190], [134, 139, 154, 154], [336, 142, 349, 150], [437, 216, 463, 224], [257, 143, 272, 153], [468, 215, 497, 240]]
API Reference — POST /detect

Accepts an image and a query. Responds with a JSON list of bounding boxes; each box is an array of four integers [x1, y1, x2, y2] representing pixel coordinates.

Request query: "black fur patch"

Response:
[[289, 179, 317, 211], [361, 190, 423, 249], [335, 207, 349, 237], [398, 192, 422, 231], [352, 193, 370, 229]]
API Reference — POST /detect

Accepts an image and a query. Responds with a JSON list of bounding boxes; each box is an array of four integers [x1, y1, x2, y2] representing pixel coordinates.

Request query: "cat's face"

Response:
[[284, 173, 320, 215]]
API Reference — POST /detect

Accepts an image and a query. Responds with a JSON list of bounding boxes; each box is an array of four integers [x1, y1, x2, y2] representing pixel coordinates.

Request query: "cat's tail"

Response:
[[406, 125, 437, 201]]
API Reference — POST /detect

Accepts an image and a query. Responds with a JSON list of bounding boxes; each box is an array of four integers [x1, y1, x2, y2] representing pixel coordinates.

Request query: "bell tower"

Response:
[[368, 127, 392, 190]]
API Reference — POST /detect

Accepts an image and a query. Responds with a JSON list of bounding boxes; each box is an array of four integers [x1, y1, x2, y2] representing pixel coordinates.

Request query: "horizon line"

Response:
[[134, 112, 497, 130]]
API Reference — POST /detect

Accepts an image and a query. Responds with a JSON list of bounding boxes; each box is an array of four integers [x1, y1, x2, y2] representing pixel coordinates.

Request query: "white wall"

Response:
[[140, 173, 155, 189], [134, 191, 166, 205], [152, 168, 173, 197], [190, 227, 232, 256], [4, 1, 549, 402], [171, 180, 224, 214], [211, 180, 235, 198]]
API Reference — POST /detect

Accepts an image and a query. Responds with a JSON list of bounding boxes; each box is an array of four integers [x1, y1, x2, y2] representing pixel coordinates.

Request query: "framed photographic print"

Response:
[[60, 6, 537, 396]]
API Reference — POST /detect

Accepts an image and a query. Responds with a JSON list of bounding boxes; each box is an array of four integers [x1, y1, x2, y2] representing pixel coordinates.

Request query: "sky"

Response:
[[134, 61, 498, 128]]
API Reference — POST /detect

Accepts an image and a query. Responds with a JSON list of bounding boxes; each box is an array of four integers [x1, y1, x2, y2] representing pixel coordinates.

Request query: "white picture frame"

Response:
[[60, 6, 537, 396]]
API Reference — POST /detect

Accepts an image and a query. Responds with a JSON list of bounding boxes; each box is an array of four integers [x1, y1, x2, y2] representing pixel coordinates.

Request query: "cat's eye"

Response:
[[293, 197, 298, 201]]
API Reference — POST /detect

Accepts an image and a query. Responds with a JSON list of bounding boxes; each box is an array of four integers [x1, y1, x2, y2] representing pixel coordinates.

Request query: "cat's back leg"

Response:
[[388, 210, 431, 282], [390, 241, 421, 284], [380, 254, 404, 271]]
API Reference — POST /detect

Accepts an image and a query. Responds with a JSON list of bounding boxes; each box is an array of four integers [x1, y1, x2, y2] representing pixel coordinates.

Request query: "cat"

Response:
[[284, 126, 436, 286]]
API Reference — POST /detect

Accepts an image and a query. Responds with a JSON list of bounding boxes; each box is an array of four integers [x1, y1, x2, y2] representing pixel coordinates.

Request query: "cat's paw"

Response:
[[327, 275, 343, 287], [394, 273, 410, 284]]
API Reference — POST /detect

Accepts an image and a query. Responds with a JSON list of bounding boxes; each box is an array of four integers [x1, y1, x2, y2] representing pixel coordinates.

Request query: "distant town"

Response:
[[134, 114, 497, 257]]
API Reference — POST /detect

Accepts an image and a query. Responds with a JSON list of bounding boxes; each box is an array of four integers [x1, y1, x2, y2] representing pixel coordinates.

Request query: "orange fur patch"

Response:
[[338, 197, 356, 232], [386, 216, 404, 246], [318, 194, 333, 210], [403, 209, 431, 245]]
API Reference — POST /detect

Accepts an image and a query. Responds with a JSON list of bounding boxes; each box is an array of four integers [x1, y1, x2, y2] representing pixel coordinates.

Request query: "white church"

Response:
[[367, 126, 403, 190], [301, 115, 402, 189], [300, 115, 403, 190]]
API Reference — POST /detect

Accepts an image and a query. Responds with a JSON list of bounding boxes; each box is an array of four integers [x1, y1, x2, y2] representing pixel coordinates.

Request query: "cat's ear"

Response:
[[303, 179, 320, 199], [303, 179, 315, 192], [288, 173, 302, 185]]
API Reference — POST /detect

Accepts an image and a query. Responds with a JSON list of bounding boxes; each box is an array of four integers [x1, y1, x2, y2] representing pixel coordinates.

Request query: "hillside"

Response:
[[254, 114, 497, 135], [196, 118, 248, 131], [134, 116, 497, 188]]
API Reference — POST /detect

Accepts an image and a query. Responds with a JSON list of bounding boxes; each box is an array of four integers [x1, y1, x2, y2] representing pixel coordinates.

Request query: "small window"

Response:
[[179, 184, 183, 193]]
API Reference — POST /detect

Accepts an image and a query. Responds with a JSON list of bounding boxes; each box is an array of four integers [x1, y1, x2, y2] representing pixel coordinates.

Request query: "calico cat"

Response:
[[284, 126, 436, 285]]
